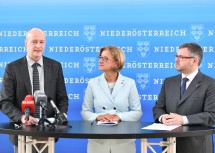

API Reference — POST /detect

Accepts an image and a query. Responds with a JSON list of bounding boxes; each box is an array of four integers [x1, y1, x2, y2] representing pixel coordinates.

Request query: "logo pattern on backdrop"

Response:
[[136, 41, 150, 58], [83, 57, 96, 73], [83, 25, 96, 42], [190, 24, 204, 41], [136, 73, 150, 90]]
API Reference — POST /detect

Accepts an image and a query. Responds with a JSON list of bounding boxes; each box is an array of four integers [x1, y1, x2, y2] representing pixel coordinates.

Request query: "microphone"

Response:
[[48, 97, 68, 125], [34, 90, 47, 110], [21, 95, 35, 124]]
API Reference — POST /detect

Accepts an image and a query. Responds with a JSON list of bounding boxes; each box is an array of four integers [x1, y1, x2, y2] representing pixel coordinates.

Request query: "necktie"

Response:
[[32, 63, 40, 118], [181, 77, 189, 97]]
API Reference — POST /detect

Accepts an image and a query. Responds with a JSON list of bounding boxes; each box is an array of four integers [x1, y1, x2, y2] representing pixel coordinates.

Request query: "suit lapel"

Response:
[[178, 72, 202, 106], [43, 57, 52, 94], [112, 74, 125, 98], [19, 57, 32, 94], [98, 74, 114, 102], [173, 75, 182, 105], [98, 73, 125, 102]]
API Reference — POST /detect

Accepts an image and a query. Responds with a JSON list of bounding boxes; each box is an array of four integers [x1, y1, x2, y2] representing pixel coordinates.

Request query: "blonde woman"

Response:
[[81, 46, 142, 153]]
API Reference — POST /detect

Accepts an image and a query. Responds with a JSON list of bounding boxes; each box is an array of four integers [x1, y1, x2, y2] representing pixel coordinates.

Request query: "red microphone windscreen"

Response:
[[24, 95, 34, 101], [21, 95, 35, 113]]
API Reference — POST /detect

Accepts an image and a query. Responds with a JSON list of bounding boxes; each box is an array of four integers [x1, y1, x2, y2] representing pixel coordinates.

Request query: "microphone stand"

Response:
[[48, 114, 58, 129], [49, 112, 63, 127], [37, 106, 54, 129]]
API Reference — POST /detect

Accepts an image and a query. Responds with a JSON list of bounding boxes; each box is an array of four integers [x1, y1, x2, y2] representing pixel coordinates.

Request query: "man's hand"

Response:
[[163, 113, 183, 125], [21, 115, 39, 125]]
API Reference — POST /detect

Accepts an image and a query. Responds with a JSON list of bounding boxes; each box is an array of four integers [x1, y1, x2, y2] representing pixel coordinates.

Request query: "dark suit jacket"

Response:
[[153, 71, 215, 153], [0, 56, 68, 145]]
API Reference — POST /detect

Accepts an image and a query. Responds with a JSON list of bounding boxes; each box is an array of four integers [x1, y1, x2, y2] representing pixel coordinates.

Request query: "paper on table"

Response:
[[35, 118, 55, 125], [142, 123, 181, 131], [97, 121, 118, 126]]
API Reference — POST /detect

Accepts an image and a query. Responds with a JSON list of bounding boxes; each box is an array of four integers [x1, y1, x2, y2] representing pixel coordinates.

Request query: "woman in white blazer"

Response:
[[81, 46, 142, 153]]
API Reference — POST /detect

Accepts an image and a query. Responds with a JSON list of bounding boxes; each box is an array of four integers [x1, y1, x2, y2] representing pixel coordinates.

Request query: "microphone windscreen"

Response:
[[21, 95, 35, 113], [25, 95, 34, 101], [34, 90, 47, 106]]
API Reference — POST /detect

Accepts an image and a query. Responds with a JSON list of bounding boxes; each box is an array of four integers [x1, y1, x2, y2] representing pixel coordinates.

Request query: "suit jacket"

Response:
[[0, 56, 68, 145], [81, 73, 142, 153], [153, 71, 215, 153]]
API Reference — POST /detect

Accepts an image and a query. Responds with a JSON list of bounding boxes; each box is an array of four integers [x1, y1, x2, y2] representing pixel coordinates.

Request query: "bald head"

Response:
[[25, 28, 46, 62], [26, 28, 46, 40]]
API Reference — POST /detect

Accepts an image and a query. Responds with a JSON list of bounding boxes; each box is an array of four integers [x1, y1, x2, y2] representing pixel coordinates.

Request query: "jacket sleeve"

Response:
[[0, 65, 23, 122], [187, 80, 215, 126], [55, 63, 68, 114], [116, 79, 142, 121], [81, 79, 99, 121], [153, 78, 168, 123]]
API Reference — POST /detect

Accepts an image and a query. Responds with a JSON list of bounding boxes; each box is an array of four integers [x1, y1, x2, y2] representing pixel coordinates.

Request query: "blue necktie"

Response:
[[32, 63, 40, 118], [181, 77, 189, 97]]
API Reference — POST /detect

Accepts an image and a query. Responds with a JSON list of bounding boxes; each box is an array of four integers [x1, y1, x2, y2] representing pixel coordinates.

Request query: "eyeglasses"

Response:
[[174, 55, 195, 60], [98, 56, 115, 62]]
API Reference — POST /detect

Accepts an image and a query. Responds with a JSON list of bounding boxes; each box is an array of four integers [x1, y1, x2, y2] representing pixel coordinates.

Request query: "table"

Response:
[[0, 121, 214, 153]]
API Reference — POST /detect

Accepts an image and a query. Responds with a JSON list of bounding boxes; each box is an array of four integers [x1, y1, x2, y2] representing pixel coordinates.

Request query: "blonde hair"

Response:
[[99, 46, 125, 72]]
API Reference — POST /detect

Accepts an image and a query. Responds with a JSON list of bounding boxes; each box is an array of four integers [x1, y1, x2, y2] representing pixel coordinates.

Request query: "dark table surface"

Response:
[[0, 121, 214, 139]]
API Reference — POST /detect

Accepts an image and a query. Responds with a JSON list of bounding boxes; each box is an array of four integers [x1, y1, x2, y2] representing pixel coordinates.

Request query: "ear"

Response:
[[193, 57, 199, 65], [114, 65, 118, 69], [24, 40, 27, 46], [114, 61, 119, 68]]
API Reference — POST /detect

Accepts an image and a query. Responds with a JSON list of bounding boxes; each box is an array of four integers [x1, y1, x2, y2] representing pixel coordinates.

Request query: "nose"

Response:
[[35, 42, 41, 48], [175, 57, 179, 62], [98, 58, 103, 62]]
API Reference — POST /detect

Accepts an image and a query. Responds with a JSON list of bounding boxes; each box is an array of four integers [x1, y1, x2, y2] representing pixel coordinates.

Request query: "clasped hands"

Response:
[[161, 113, 183, 126], [96, 113, 120, 122], [21, 113, 68, 125], [21, 115, 39, 125]]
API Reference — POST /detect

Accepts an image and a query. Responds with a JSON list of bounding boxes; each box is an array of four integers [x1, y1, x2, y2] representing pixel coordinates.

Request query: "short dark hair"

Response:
[[179, 43, 203, 66]]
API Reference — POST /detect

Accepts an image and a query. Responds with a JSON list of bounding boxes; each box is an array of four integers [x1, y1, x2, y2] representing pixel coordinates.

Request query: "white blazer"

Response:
[[81, 73, 142, 153]]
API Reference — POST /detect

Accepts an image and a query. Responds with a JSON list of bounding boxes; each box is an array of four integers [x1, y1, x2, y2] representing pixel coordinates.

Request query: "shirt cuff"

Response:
[[182, 116, 189, 125], [159, 115, 165, 123]]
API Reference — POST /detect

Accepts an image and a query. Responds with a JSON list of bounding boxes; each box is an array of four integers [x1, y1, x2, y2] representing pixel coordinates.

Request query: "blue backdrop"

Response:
[[0, 0, 215, 152]]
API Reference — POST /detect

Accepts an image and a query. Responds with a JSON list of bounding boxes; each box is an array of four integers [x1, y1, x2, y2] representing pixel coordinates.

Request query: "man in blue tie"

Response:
[[153, 42, 215, 153]]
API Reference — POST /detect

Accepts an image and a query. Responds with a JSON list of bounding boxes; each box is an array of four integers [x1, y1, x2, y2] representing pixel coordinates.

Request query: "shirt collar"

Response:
[[26, 55, 43, 67], [182, 69, 198, 82]]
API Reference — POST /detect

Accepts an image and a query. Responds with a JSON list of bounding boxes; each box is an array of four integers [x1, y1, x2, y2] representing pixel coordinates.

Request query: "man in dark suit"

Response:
[[153, 42, 215, 153], [0, 28, 68, 152]]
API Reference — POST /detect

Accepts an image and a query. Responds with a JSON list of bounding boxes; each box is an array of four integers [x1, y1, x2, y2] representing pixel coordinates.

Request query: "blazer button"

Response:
[[113, 107, 116, 110], [103, 107, 106, 110]]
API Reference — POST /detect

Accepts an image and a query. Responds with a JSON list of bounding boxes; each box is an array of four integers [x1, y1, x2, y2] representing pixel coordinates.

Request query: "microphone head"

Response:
[[24, 95, 34, 101], [34, 90, 47, 106], [21, 95, 35, 113], [34, 90, 42, 103], [57, 113, 68, 125]]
